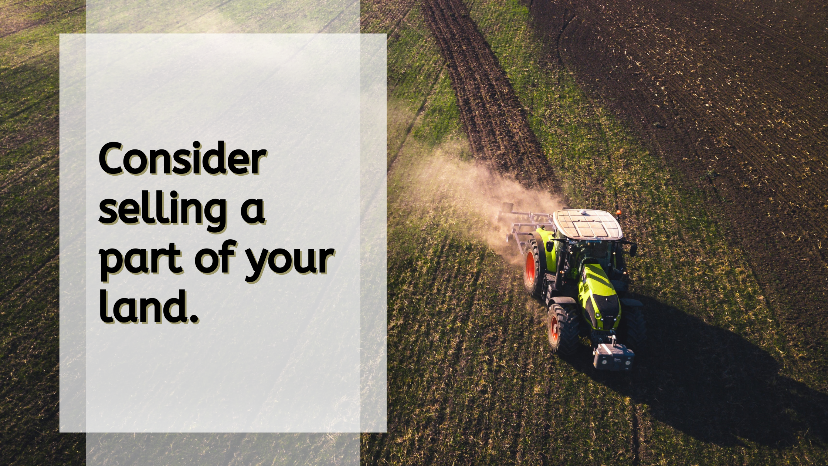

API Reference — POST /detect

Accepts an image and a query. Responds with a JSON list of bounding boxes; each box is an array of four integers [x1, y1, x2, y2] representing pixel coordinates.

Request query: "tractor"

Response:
[[499, 204, 646, 371]]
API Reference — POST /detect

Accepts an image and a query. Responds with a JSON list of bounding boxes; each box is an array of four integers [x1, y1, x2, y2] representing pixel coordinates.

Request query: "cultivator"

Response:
[[499, 203, 646, 371]]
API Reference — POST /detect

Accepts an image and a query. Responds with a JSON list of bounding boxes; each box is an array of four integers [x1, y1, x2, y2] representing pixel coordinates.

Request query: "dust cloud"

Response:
[[407, 140, 565, 265]]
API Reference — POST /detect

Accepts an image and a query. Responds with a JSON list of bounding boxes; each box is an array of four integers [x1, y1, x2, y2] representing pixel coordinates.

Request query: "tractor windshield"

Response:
[[580, 241, 610, 264]]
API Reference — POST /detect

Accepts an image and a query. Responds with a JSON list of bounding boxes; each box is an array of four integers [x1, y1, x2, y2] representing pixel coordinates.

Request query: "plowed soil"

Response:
[[421, 0, 556, 190], [527, 0, 828, 347]]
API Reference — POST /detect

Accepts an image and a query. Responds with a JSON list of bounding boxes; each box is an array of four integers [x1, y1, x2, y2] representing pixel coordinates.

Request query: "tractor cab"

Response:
[[548, 209, 631, 284]]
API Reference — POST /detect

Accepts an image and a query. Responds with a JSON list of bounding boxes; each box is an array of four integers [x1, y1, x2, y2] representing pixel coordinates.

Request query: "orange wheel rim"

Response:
[[525, 252, 535, 283], [549, 314, 559, 343]]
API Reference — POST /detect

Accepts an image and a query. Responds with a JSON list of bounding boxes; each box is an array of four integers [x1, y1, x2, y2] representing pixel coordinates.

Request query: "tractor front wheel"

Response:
[[548, 304, 580, 355], [523, 239, 544, 299]]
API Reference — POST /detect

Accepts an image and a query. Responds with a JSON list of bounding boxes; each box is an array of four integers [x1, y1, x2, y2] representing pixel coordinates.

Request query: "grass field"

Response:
[[1, 0, 84, 463], [362, 0, 828, 464], [1, 0, 827, 463]]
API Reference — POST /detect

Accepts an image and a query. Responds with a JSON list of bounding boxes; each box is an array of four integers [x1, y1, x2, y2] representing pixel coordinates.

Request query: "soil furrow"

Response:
[[421, 0, 555, 191], [423, 0, 495, 157]]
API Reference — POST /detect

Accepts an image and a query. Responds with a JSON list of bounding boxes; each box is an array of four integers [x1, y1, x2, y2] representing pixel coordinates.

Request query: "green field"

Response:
[[2, 0, 827, 464], [1, 0, 84, 463]]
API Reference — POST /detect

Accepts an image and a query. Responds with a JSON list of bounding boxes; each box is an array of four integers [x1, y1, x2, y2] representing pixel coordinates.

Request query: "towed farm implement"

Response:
[[500, 204, 646, 371]]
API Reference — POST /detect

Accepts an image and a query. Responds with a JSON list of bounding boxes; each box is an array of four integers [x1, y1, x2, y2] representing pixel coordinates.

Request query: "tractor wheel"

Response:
[[548, 303, 580, 355], [620, 307, 647, 351], [523, 239, 544, 299]]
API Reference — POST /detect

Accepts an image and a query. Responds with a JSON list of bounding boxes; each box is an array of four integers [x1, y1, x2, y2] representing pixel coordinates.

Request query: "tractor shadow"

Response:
[[562, 295, 828, 447]]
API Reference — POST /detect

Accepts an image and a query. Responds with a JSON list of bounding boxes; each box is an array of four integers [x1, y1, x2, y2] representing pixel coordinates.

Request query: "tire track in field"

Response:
[[421, 0, 557, 191], [630, 401, 641, 465]]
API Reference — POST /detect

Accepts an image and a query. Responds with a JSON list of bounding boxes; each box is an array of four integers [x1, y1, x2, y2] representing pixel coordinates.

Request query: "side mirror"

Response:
[[629, 243, 638, 257]]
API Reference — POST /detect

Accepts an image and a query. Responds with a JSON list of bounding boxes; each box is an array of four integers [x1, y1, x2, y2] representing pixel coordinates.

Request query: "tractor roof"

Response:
[[553, 209, 623, 240]]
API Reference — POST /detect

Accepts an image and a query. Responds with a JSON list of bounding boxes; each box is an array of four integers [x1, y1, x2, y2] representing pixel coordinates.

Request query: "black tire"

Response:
[[548, 303, 580, 355], [523, 239, 544, 299], [620, 307, 647, 351]]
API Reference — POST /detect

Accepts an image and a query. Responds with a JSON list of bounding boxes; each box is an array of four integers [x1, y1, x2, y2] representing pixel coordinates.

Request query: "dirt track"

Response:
[[527, 0, 828, 347], [421, 0, 556, 190]]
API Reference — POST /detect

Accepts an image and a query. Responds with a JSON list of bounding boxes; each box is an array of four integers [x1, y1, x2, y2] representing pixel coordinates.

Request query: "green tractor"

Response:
[[499, 204, 646, 371]]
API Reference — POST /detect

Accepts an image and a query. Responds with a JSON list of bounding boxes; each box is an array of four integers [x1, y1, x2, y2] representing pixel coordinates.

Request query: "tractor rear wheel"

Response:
[[548, 303, 580, 355], [620, 307, 647, 351], [523, 239, 544, 299]]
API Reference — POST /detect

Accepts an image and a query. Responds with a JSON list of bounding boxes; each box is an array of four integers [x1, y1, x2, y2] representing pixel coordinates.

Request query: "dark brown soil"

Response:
[[421, 0, 558, 191], [527, 0, 828, 352]]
